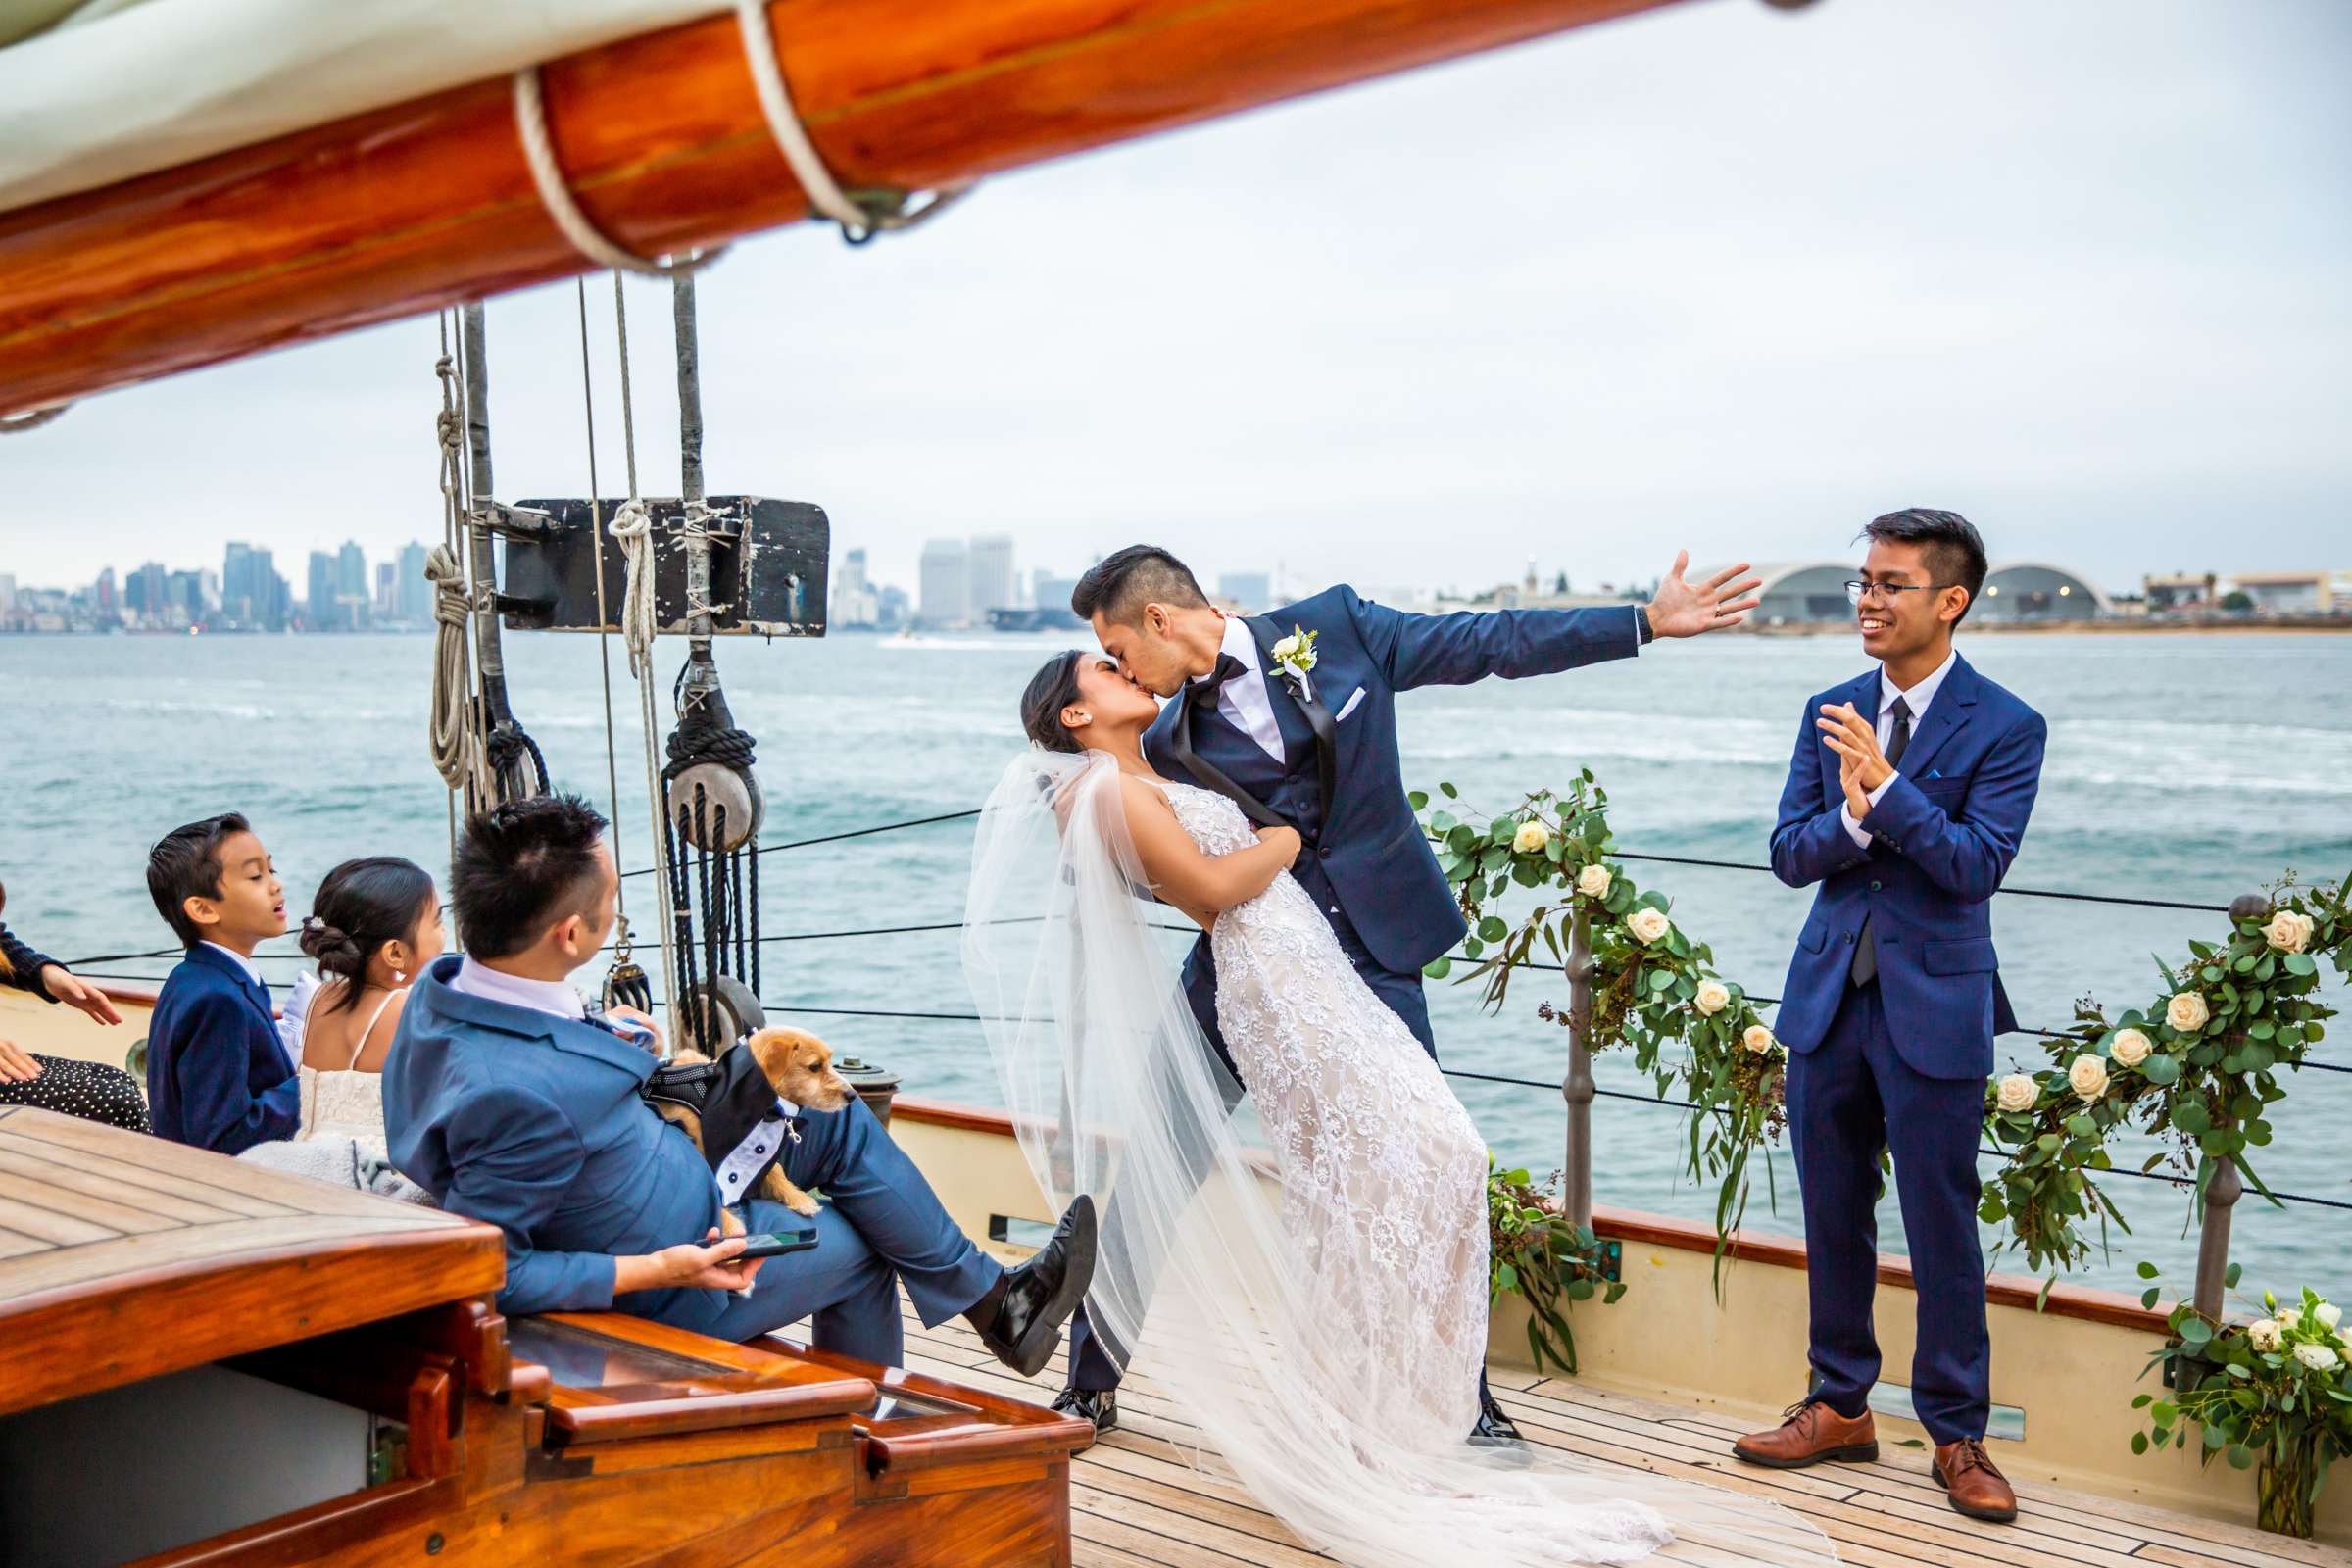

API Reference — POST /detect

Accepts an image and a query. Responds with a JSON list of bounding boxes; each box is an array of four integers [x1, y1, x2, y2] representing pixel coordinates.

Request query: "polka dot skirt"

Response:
[[0, 1054, 151, 1132]]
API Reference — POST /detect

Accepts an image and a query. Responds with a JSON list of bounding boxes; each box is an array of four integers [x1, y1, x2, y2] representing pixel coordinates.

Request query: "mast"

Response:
[[0, 0, 1694, 417]]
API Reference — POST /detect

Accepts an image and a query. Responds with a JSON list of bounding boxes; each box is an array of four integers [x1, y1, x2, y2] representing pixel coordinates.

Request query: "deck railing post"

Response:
[[2190, 892, 2270, 1324], [1562, 904, 1596, 1229]]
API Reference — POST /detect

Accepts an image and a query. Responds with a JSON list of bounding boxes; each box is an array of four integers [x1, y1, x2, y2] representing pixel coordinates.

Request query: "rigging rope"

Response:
[[426, 319, 492, 810], [610, 274, 687, 1035]]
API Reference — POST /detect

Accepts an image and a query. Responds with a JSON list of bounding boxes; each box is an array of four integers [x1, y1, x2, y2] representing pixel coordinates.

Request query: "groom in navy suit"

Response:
[[1055, 543, 1764, 1442], [1734, 509, 2045, 1526]]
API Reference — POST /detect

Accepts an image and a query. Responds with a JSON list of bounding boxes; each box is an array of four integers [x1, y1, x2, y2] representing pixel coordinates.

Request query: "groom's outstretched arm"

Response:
[[1346, 586, 1642, 692]]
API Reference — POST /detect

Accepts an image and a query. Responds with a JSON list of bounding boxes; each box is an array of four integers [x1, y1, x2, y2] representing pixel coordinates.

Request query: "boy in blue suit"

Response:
[[144, 812, 300, 1153], [1734, 509, 2045, 1525], [386, 795, 1095, 1373], [1057, 544, 1764, 1440]]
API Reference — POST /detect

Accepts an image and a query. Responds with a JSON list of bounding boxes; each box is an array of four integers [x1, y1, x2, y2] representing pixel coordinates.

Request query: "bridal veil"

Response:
[[963, 747, 1835, 1567]]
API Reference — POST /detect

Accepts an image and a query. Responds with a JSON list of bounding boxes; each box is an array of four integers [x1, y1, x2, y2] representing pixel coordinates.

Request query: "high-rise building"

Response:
[[223, 542, 256, 624], [968, 533, 1016, 616], [919, 538, 970, 629], [375, 563, 399, 620], [254, 548, 289, 632], [307, 551, 338, 629], [832, 547, 880, 628], [337, 540, 369, 629], [1217, 572, 1273, 613], [398, 541, 431, 625], [876, 584, 910, 631], [0, 574, 15, 612], [93, 567, 117, 614], [125, 563, 167, 621], [1032, 569, 1080, 617]]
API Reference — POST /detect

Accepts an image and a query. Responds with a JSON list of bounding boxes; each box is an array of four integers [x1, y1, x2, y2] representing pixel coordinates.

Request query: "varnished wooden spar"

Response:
[[0, 0, 1686, 417]]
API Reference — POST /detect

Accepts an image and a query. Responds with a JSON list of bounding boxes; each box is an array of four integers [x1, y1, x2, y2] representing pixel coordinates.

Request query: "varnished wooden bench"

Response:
[[0, 1107, 1087, 1567]]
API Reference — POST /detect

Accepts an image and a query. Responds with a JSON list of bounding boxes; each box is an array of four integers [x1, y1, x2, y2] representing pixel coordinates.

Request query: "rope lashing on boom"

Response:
[[731, 0, 976, 245], [510, 68, 728, 278]]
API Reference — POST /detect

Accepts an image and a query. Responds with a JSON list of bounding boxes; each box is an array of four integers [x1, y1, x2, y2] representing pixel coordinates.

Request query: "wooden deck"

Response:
[[885, 1301, 2342, 1568]]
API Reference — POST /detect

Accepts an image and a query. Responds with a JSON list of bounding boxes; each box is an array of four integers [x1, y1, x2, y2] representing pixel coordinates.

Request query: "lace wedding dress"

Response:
[[964, 751, 1833, 1568]]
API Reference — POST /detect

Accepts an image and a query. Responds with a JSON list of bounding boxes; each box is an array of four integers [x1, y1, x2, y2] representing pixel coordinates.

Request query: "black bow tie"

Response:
[[1189, 653, 1249, 707]]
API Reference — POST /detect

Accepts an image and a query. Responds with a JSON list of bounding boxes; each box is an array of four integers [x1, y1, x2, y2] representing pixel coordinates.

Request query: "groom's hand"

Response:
[[1836, 726, 1874, 819], [1643, 551, 1763, 638]]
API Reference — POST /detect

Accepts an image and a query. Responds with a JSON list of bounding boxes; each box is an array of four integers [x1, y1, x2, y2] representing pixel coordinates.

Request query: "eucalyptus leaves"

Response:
[[1978, 874, 2351, 1277], [2133, 1264, 2351, 1538], [1419, 773, 1786, 1268]]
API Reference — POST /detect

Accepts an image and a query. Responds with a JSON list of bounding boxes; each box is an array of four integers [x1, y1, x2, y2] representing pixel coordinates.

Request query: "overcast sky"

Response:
[[3, 0, 2346, 601]]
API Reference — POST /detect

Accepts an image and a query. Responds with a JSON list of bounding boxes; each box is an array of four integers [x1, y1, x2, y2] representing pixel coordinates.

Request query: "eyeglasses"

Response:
[[1844, 579, 1957, 604]]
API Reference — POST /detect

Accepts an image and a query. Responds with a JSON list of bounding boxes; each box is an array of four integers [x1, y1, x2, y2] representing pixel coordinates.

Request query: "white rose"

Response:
[[2278, 1307, 2302, 1333], [1576, 863, 1613, 900], [2292, 1343, 2341, 1373], [1271, 634, 1300, 662], [2166, 992, 2210, 1034], [1994, 1074, 2037, 1113], [1742, 1024, 1777, 1056], [2263, 909, 2315, 955], [2109, 1028, 2152, 1068], [1627, 907, 1673, 946], [2316, 1302, 2343, 1330], [1694, 980, 1731, 1016], [2247, 1319, 2282, 1352], [1512, 820, 1551, 856], [2067, 1054, 2109, 1102]]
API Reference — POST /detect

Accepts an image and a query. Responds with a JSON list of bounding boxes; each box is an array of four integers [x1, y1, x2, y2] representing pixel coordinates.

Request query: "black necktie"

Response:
[[1849, 696, 1913, 987]]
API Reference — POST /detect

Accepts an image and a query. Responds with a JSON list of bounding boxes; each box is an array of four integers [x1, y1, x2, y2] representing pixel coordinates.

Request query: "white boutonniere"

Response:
[[1270, 625, 1319, 701]]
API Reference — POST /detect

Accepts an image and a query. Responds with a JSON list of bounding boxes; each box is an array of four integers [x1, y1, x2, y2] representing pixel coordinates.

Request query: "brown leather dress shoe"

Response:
[[1731, 1400, 1879, 1468], [1934, 1438, 2018, 1522]]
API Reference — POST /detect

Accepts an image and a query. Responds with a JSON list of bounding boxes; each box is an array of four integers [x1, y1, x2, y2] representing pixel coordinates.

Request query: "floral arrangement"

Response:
[[1420, 776, 2352, 1288], [1488, 1157, 1625, 1376], [1979, 875, 2350, 1275], [2133, 1264, 2351, 1538], [1422, 773, 1786, 1277]]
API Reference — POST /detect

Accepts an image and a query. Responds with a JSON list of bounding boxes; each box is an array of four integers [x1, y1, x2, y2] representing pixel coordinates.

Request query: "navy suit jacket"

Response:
[[145, 944, 300, 1154], [1144, 585, 1644, 977], [384, 956, 725, 1319], [1770, 654, 2046, 1081]]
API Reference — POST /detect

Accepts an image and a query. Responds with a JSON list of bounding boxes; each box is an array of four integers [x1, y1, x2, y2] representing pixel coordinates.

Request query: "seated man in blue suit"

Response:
[[386, 794, 1095, 1372], [144, 812, 300, 1153], [1734, 508, 2046, 1527], [1056, 543, 1764, 1442]]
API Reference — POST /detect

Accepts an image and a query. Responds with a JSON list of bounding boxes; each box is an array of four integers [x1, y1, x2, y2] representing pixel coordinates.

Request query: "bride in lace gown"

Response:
[[965, 653, 1834, 1568]]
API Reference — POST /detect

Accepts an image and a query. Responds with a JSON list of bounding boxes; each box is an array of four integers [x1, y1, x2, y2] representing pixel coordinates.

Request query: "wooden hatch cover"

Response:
[[0, 1106, 503, 1419]]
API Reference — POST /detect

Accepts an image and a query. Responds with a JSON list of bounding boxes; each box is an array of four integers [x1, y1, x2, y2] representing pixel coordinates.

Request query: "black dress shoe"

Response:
[[968, 1195, 1098, 1378], [1052, 1386, 1119, 1434], [1468, 1391, 1531, 1459]]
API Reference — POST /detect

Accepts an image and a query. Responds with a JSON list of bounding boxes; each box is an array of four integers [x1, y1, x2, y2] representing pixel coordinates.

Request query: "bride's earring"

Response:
[[393, 970, 406, 984]]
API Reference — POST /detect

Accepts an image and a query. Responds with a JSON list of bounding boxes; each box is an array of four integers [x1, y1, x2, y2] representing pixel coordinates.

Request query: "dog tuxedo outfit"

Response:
[[643, 1043, 803, 1205]]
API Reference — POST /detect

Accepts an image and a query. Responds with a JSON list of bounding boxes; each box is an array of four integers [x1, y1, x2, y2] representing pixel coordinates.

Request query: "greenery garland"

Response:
[[1423, 772, 1786, 1280], [1487, 1157, 1625, 1377], [1421, 773, 2352, 1285]]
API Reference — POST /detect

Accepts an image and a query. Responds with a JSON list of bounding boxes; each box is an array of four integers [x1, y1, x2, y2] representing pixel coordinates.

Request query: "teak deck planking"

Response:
[[881, 1300, 2340, 1568]]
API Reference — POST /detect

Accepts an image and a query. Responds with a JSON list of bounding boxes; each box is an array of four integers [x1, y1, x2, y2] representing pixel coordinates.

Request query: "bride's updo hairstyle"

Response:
[[300, 856, 435, 1013], [1021, 651, 1087, 755]]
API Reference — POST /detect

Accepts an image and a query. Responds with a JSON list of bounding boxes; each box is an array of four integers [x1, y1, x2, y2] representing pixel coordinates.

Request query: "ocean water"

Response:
[[5, 628, 2349, 1302]]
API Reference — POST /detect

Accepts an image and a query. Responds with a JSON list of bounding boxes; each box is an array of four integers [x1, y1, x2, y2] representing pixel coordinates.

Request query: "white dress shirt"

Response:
[[1840, 647, 1958, 849], [448, 955, 588, 1021], [201, 941, 266, 987], [1193, 614, 1288, 764]]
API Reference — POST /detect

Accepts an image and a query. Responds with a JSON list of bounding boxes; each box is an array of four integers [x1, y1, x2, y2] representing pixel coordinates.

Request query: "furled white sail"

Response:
[[0, 0, 730, 215]]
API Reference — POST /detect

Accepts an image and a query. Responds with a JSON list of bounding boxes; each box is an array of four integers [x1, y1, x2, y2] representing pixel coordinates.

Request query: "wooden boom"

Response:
[[0, 0, 1685, 417]]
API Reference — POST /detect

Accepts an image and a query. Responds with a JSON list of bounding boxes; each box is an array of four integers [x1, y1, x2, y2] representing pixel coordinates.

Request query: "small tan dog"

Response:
[[652, 1027, 858, 1216]]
